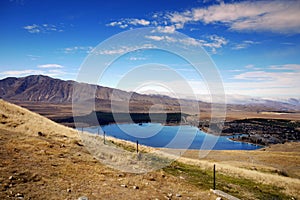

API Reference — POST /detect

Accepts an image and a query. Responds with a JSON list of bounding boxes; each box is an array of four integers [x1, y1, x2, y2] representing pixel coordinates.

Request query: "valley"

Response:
[[1, 75, 300, 147]]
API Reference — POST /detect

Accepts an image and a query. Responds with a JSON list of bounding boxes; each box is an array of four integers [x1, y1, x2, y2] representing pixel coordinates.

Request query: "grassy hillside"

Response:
[[0, 99, 299, 199], [0, 99, 215, 199]]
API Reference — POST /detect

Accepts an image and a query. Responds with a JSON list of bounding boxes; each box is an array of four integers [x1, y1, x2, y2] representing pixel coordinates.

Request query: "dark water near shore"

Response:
[[82, 123, 261, 150]]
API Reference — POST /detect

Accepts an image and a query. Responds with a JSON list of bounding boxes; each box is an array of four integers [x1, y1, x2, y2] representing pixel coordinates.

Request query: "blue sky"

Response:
[[0, 0, 300, 99]]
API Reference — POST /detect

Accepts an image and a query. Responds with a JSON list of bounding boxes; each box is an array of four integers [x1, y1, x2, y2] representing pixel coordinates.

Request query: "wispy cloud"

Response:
[[145, 34, 227, 54], [0, 69, 44, 77], [94, 44, 155, 55], [27, 55, 41, 61], [0, 64, 69, 79], [232, 40, 260, 50], [227, 64, 300, 97], [155, 25, 176, 34], [0, 62, 69, 79], [128, 56, 146, 61], [96, 48, 128, 55], [23, 23, 64, 33], [268, 64, 300, 71], [167, 0, 300, 34], [107, 18, 151, 29], [63, 46, 93, 54], [37, 64, 64, 69], [105, 0, 300, 55], [201, 35, 228, 53]]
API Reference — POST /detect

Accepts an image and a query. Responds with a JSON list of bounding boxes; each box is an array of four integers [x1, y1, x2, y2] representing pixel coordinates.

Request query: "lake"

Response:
[[82, 123, 261, 150]]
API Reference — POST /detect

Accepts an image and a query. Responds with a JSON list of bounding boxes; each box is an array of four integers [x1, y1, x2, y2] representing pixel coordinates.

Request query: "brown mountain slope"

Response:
[[0, 75, 202, 115], [0, 75, 183, 105], [1, 75, 300, 124]]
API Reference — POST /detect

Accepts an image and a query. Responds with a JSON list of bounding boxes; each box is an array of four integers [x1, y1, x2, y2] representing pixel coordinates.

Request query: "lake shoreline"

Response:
[[80, 122, 261, 151]]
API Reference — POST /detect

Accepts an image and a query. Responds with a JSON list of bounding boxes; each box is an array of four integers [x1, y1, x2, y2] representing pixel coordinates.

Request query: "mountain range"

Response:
[[0, 75, 200, 114], [0, 75, 299, 114]]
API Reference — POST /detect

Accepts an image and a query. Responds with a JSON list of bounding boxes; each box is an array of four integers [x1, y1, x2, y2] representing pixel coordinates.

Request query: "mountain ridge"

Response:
[[0, 75, 195, 114], [0, 75, 178, 103], [0, 75, 299, 113]]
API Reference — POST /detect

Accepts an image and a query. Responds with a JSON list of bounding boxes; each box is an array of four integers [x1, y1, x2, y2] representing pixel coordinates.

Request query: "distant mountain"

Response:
[[0, 75, 161, 102], [141, 90, 300, 112], [0, 75, 74, 102], [223, 95, 300, 111], [0, 75, 197, 113], [0, 75, 299, 113]]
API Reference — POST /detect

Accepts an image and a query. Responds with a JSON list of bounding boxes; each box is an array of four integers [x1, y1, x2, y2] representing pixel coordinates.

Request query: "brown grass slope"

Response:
[[0, 99, 215, 200], [1, 99, 300, 199]]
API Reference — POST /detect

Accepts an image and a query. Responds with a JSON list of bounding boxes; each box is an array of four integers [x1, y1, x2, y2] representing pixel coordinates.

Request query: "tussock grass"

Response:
[[0, 99, 77, 139]]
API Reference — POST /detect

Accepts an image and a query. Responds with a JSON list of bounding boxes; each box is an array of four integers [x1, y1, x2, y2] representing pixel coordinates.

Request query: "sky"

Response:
[[0, 0, 300, 99]]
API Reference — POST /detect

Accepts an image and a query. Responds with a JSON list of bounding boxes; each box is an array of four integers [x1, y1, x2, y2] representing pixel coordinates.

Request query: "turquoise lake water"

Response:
[[82, 123, 261, 150]]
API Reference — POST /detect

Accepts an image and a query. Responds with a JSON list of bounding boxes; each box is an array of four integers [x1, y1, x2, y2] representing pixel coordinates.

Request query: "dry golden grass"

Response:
[[224, 110, 300, 121], [1, 99, 300, 199], [180, 144, 300, 178], [81, 132, 300, 198], [0, 99, 216, 199], [173, 146, 300, 198]]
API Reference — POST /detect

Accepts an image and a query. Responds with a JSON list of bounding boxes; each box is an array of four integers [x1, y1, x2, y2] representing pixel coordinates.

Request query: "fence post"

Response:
[[103, 131, 106, 144], [136, 140, 139, 153], [213, 164, 216, 190]]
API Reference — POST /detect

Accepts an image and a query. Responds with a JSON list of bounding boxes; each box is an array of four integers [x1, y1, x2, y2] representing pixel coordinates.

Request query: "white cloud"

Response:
[[94, 44, 155, 55], [107, 21, 122, 27], [27, 55, 41, 61], [228, 69, 244, 72], [145, 34, 227, 54], [167, 0, 300, 34], [23, 24, 40, 33], [107, 18, 150, 29], [244, 64, 255, 69], [145, 35, 178, 43], [128, 19, 150, 26], [64, 46, 93, 54], [128, 57, 146, 61], [95, 47, 132, 55], [200, 35, 228, 53], [167, 11, 192, 30], [0, 69, 44, 77], [23, 23, 64, 33], [268, 64, 300, 71], [105, 1, 300, 35], [145, 35, 202, 46], [37, 64, 64, 69], [0, 67, 70, 79], [234, 71, 275, 81], [145, 35, 165, 41], [227, 64, 300, 97], [180, 38, 203, 47], [232, 40, 260, 50], [156, 25, 176, 33], [46, 69, 67, 77]]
